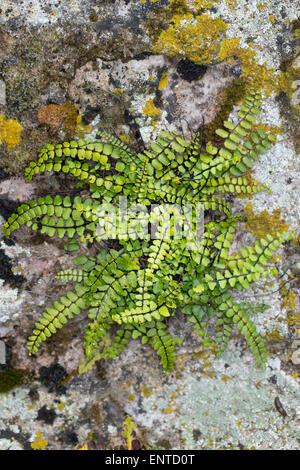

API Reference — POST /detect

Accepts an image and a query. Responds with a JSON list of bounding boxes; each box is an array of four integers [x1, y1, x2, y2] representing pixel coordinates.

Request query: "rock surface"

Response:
[[0, 0, 299, 450]]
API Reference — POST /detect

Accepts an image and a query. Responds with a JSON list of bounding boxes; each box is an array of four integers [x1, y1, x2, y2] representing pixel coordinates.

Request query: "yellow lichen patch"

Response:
[[139, 384, 152, 397], [287, 310, 300, 328], [56, 402, 65, 412], [123, 416, 137, 450], [26, 404, 36, 410], [0, 115, 23, 149], [153, 13, 228, 64], [163, 403, 179, 414], [153, 1, 281, 96], [280, 287, 296, 312], [269, 14, 276, 24], [120, 133, 131, 145], [243, 202, 289, 239], [225, 0, 237, 10], [142, 98, 162, 126], [30, 431, 48, 450], [256, 2, 267, 10], [218, 38, 279, 96], [163, 392, 179, 414], [263, 329, 284, 344], [221, 375, 230, 383], [112, 88, 125, 99], [291, 372, 298, 380], [158, 70, 169, 90], [75, 442, 89, 450], [188, 0, 221, 12]]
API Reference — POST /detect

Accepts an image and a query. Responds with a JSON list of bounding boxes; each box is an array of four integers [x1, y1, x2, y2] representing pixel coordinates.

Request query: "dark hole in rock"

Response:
[[176, 59, 208, 82]]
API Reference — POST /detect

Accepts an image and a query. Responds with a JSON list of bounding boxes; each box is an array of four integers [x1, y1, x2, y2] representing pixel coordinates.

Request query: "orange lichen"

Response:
[[243, 202, 289, 239], [0, 115, 23, 149], [30, 431, 48, 450], [38, 103, 79, 133]]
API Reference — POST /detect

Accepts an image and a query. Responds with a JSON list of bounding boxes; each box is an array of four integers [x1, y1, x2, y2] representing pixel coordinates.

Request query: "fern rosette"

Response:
[[3, 91, 295, 372]]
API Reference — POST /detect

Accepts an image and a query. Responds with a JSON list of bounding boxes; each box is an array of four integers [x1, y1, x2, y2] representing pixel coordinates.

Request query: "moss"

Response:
[[0, 368, 25, 393], [89, 13, 98, 22], [263, 329, 284, 344], [2, 126, 51, 175], [205, 78, 248, 143], [243, 202, 289, 239], [7, 77, 38, 115]]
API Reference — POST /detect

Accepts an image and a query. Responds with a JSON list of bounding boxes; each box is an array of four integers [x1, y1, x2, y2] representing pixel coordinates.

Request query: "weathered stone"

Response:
[[0, 0, 299, 451]]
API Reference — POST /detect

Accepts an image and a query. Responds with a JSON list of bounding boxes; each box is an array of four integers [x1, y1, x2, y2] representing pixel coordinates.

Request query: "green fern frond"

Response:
[[3, 90, 297, 372]]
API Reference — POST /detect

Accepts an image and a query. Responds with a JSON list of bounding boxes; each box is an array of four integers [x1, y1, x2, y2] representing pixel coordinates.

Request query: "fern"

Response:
[[3, 90, 296, 372]]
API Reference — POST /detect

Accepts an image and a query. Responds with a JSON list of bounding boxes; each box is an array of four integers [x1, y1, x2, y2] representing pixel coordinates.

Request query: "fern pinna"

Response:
[[3, 90, 294, 372]]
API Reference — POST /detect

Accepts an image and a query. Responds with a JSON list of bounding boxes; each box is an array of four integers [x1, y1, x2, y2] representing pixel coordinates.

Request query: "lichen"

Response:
[[158, 70, 169, 90], [0, 115, 23, 150], [37, 103, 78, 134], [142, 98, 162, 126], [151, 0, 290, 96], [30, 431, 48, 450], [218, 38, 279, 96], [243, 202, 289, 239], [153, 13, 228, 65], [262, 329, 285, 344]]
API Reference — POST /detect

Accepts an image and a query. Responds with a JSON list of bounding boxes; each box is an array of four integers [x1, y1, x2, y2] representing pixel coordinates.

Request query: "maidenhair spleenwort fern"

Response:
[[3, 90, 295, 372]]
